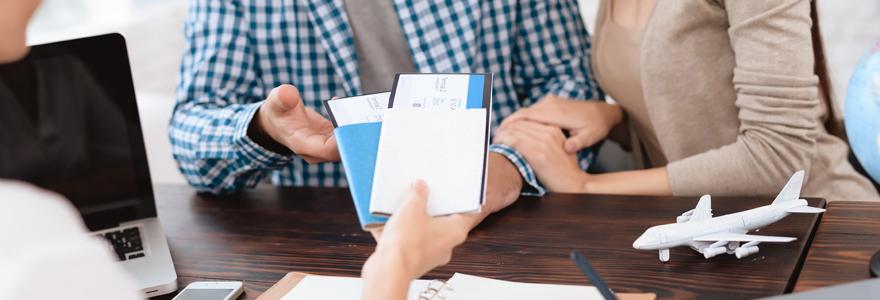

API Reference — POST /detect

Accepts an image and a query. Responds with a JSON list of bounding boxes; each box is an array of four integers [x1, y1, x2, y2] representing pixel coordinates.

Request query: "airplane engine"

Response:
[[703, 247, 727, 259], [735, 246, 760, 259]]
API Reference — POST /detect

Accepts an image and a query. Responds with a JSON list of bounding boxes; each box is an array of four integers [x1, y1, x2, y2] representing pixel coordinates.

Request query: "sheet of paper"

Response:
[[277, 273, 607, 300], [391, 74, 487, 110], [444, 273, 605, 300], [370, 108, 487, 216], [279, 275, 432, 300], [323, 92, 390, 127]]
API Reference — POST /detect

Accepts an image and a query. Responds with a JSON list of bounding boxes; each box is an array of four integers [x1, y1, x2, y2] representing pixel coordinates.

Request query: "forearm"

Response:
[[488, 152, 524, 204], [583, 167, 671, 196], [362, 249, 412, 300], [170, 101, 289, 194], [470, 152, 525, 228]]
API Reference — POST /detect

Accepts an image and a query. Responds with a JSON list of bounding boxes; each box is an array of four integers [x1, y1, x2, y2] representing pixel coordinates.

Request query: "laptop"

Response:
[[0, 33, 177, 297]]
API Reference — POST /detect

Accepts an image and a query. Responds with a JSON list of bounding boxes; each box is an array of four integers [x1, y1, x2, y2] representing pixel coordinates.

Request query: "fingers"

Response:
[[498, 95, 570, 131], [293, 132, 341, 163], [497, 107, 528, 131], [390, 179, 430, 218], [494, 126, 543, 161], [494, 120, 572, 169], [268, 84, 303, 111], [400, 179, 430, 212], [517, 120, 565, 140], [275, 84, 303, 111], [565, 128, 600, 154], [496, 119, 565, 147]]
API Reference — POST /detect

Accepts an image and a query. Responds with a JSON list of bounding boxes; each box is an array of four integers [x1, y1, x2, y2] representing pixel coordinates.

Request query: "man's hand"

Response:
[[494, 119, 589, 193], [249, 84, 340, 163], [499, 95, 623, 153]]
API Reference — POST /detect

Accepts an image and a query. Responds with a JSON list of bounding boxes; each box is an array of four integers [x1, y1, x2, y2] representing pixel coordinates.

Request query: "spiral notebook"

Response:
[[254, 272, 655, 300]]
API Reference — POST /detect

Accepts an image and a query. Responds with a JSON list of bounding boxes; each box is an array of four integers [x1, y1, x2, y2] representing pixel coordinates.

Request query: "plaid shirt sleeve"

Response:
[[491, 0, 604, 196], [169, 0, 291, 195]]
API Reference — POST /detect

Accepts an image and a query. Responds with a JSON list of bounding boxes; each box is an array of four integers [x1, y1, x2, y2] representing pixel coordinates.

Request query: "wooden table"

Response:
[[792, 201, 880, 292], [150, 184, 824, 300]]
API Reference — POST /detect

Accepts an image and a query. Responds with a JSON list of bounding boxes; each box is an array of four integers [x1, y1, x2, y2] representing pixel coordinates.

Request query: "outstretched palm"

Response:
[[259, 84, 340, 163]]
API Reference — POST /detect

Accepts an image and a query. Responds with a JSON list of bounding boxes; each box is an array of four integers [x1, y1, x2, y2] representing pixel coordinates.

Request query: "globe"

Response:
[[845, 39, 880, 185]]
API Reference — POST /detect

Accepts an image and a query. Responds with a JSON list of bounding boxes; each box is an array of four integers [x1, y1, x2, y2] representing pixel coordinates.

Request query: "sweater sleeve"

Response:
[[667, 0, 822, 196]]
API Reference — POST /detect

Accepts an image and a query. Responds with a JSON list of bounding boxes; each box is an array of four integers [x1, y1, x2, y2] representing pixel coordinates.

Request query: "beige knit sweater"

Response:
[[591, 0, 879, 201]]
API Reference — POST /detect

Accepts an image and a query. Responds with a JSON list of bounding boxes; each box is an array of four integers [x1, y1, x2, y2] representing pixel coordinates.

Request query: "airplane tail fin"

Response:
[[772, 171, 805, 205]]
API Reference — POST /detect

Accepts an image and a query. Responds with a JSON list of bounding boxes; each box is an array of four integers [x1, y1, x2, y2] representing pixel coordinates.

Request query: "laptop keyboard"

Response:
[[97, 227, 144, 261]]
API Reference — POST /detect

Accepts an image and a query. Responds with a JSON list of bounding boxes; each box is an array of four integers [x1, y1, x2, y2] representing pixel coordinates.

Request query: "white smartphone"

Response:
[[171, 281, 244, 300]]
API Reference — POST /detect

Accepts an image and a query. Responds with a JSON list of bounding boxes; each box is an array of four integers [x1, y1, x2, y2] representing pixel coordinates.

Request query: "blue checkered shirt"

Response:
[[171, 0, 603, 195]]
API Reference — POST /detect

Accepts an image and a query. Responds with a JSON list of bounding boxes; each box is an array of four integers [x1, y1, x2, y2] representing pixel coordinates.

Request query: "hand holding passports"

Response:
[[324, 73, 493, 231]]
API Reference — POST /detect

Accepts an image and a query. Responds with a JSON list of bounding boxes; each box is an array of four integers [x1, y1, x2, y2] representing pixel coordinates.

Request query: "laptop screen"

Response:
[[0, 34, 157, 231]]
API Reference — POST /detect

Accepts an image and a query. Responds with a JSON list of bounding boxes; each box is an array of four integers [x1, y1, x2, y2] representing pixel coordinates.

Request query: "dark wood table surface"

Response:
[[150, 184, 825, 300], [792, 201, 880, 292]]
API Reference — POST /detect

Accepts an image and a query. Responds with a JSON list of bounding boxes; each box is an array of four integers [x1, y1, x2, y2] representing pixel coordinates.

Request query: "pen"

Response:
[[571, 251, 618, 300]]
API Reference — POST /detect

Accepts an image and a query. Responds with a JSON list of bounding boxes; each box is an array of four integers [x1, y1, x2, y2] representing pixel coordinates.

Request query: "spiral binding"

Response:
[[413, 279, 454, 300]]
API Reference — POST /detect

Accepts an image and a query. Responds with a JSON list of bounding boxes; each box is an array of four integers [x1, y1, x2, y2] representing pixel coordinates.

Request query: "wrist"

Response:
[[375, 244, 417, 279], [490, 152, 524, 191], [486, 152, 524, 212], [247, 103, 293, 155], [601, 102, 625, 128], [577, 172, 593, 194], [550, 168, 591, 194], [363, 247, 414, 300]]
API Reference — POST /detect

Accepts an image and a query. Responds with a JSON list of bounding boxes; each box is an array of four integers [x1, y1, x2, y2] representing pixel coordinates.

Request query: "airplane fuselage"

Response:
[[633, 199, 808, 251]]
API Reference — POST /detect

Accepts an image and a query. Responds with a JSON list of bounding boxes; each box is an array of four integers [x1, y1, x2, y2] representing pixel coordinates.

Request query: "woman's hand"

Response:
[[362, 180, 470, 300], [499, 95, 624, 153], [493, 119, 590, 193]]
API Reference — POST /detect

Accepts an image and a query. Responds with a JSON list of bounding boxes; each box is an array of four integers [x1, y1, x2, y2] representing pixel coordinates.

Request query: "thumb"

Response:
[[399, 179, 430, 214], [268, 84, 303, 111], [564, 129, 599, 154]]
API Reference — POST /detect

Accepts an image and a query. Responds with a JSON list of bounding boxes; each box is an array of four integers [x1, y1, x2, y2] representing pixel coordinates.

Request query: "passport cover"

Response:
[[334, 122, 388, 231], [369, 108, 487, 217]]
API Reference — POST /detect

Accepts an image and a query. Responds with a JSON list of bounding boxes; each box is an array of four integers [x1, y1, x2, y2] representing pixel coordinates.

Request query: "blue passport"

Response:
[[324, 92, 392, 231], [334, 122, 388, 231]]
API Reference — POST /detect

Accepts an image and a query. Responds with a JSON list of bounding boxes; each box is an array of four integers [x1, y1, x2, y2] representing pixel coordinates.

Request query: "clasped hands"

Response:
[[249, 85, 623, 195], [493, 94, 624, 193]]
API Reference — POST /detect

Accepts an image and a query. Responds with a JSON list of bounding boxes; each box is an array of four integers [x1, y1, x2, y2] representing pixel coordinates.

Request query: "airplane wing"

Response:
[[693, 232, 796, 243], [786, 206, 826, 213], [688, 195, 713, 222]]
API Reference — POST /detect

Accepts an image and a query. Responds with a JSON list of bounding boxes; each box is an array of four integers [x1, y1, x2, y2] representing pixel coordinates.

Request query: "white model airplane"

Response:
[[633, 171, 826, 262]]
